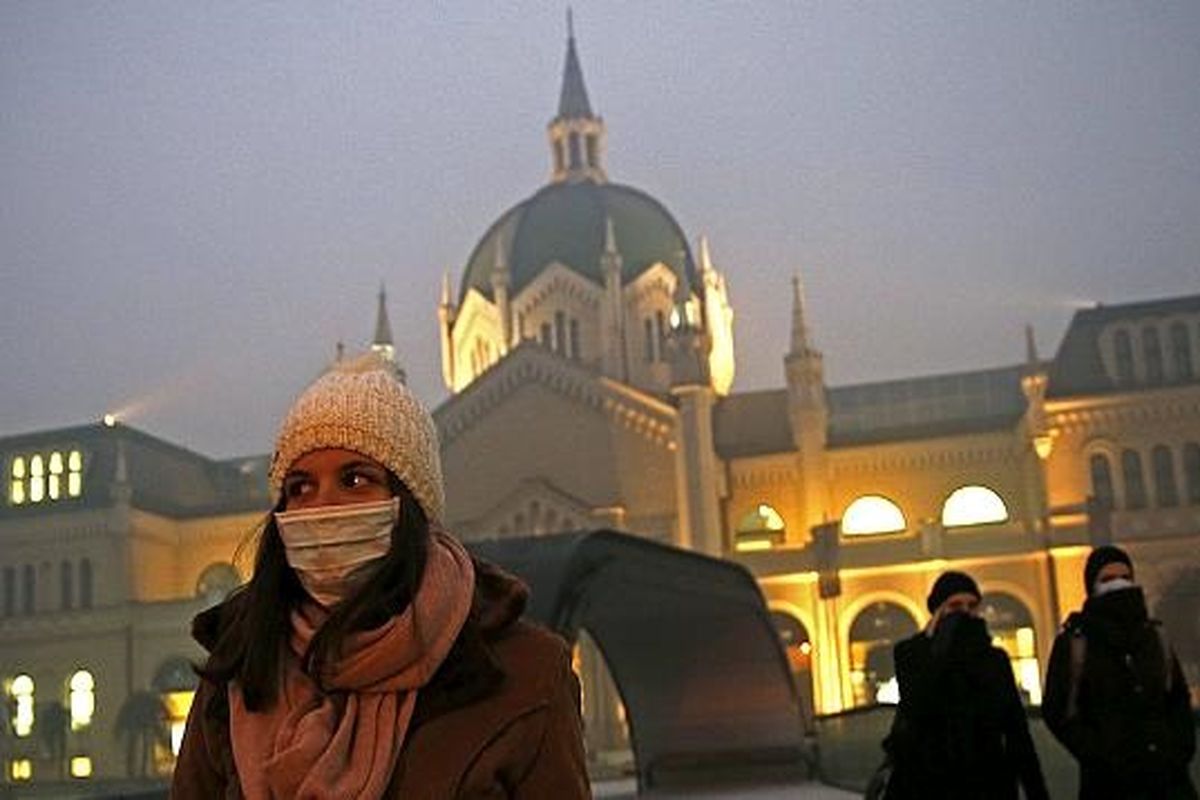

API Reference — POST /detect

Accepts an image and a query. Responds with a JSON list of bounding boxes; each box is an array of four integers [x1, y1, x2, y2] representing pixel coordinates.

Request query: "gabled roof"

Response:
[[1046, 294, 1200, 398]]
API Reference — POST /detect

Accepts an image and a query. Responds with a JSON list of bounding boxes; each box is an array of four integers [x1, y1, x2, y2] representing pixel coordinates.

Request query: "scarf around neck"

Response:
[[228, 530, 476, 800]]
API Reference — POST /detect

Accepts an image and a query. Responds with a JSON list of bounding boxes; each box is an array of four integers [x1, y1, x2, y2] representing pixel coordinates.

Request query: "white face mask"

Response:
[[1094, 576, 1136, 597], [275, 497, 399, 607]]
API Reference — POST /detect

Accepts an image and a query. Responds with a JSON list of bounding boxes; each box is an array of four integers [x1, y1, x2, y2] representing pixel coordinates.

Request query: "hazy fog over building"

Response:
[[2, 2, 1198, 457]]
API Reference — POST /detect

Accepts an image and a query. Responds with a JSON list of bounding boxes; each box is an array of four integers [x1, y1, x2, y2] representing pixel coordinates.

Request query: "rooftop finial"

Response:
[[567, 6, 575, 40], [790, 273, 811, 353]]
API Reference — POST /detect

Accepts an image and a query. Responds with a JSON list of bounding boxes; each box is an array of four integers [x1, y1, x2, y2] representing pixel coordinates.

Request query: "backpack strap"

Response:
[[1065, 623, 1087, 721]]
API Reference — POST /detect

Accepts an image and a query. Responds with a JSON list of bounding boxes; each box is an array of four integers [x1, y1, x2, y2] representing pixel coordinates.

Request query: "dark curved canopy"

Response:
[[468, 529, 810, 789], [460, 181, 695, 305]]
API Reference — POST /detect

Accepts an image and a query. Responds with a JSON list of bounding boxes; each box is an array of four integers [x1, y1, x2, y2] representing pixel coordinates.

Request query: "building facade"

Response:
[[2, 28, 1199, 790]]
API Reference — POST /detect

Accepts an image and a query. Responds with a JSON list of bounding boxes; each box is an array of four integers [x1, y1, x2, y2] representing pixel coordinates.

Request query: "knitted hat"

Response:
[[269, 352, 444, 523], [1083, 545, 1133, 596], [927, 570, 981, 613]]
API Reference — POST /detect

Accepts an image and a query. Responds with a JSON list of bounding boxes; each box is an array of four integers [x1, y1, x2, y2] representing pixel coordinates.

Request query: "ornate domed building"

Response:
[[437, 28, 735, 399]]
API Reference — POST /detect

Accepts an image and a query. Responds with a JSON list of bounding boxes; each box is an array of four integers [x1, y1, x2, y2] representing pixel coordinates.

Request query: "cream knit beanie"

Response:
[[268, 352, 444, 523]]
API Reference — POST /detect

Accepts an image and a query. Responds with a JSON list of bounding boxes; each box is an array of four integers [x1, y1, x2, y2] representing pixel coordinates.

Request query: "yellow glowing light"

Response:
[[942, 485, 1009, 527], [10, 480, 24, 505], [10, 674, 35, 737], [103, 414, 116, 427], [11, 457, 25, 479], [70, 670, 95, 730], [735, 538, 774, 552], [1019, 658, 1043, 705], [10, 759, 32, 781], [799, 641, 812, 656], [1033, 434, 1054, 460], [165, 690, 196, 757], [842, 495, 906, 536], [69, 756, 92, 778], [1016, 627, 1036, 659]]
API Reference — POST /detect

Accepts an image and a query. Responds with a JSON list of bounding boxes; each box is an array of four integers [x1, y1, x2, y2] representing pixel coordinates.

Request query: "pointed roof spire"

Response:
[[373, 283, 394, 348], [790, 274, 811, 353], [698, 235, 714, 274], [1024, 323, 1039, 365], [557, 9, 594, 119], [440, 270, 453, 307]]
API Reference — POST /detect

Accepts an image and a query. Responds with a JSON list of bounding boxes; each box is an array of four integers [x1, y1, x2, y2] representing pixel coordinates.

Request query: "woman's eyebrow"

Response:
[[341, 460, 385, 474], [282, 469, 312, 481]]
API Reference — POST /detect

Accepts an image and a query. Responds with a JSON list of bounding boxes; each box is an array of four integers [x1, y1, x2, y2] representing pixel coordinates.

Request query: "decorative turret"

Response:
[[784, 273, 830, 537], [438, 272, 457, 390], [697, 235, 736, 395], [490, 233, 513, 353], [667, 258, 709, 389], [547, 12, 606, 184], [371, 284, 406, 383], [600, 216, 627, 381]]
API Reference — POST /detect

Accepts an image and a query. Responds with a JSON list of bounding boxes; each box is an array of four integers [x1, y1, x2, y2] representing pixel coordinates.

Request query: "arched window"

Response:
[[735, 504, 787, 551], [979, 594, 1041, 705], [1143, 327, 1164, 385], [1184, 443, 1200, 506], [79, 558, 93, 609], [770, 611, 814, 718], [2, 566, 13, 617], [1090, 453, 1116, 510], [554, 311, 567, 354], [1113, 329, 1135, 384], [848, 602, 919, 707], [842, 495, 907, 536], [68, 670, 95, 730], [941, 486, 1009, 527], [154, 657, 199, 757], [1153, 445, 1179, 507], [1122, 449, 1147, 510], [1170, 323, 1193, 381], [21, 564, 34, 615], [61, 559, 74, 610], [196, 563, 241, 606], [8, 674, 35, 737]]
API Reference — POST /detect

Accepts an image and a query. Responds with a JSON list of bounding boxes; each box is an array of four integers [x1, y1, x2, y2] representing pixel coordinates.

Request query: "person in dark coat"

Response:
[[883, 571, 1049, 800], [1043, 545, 1197, 800]]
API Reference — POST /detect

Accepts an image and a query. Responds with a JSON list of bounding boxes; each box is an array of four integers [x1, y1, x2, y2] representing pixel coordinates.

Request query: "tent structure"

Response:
[[468, 529, 812, 790]]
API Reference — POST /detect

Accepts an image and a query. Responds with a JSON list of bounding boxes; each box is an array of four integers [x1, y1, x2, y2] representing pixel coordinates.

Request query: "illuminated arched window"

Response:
[[735, 503, 786, 551], [842, 495, 906, 536], [10, 456, 26, 505], [848, 602, 918, 707], [979, 593, 1041, 705], [154, 657, 199, 758], [69, 670, 95, 730], [941, 485, 1009, 527], [8, 674, 35, 737]]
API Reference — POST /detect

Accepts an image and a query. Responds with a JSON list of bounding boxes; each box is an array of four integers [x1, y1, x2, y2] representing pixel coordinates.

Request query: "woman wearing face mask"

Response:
[[880, 571, 1049, 800], [171, 352, 590, 799], [1043, 546, 1197, 800]]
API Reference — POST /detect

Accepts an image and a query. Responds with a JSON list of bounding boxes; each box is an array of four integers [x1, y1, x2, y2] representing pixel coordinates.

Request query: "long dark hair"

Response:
[[200, 475, 430, 711]]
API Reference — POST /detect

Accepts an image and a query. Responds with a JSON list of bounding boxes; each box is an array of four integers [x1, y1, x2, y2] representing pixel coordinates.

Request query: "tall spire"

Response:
[[547, 13, 607, 183], [557, 9, 593, 120], [371, 283, 404, 383], [790, 274, 811, 354]]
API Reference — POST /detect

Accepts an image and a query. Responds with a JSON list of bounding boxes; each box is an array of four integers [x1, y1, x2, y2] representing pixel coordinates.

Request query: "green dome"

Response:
[[460, 181, 696, 303]]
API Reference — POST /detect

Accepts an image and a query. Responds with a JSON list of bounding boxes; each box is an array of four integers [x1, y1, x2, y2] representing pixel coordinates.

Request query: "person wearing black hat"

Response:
[[880, 571, 1049, 799], [1043, 546, 1197, 799]]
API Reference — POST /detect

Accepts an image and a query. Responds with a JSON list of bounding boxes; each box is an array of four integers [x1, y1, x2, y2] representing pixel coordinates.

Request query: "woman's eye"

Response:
[[283, 478, 311, 498], [341, 470, 375, 489]]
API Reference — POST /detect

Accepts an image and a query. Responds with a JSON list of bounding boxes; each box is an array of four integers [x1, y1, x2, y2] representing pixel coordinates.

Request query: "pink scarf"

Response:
[[229, 531, 475, 799]]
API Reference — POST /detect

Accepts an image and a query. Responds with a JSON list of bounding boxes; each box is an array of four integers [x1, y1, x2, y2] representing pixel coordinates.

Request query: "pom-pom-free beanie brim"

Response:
[[927, 570, 982, 613]]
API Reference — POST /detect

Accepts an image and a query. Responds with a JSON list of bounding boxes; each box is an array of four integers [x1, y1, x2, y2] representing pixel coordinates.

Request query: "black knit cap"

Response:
[[1084, 545, 1133, 596], [927, 570, 981, 613]]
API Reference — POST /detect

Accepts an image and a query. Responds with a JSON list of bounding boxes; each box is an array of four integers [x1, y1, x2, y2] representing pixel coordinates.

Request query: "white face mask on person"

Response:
[[1093, 576, 1136, 597], [274, 497, 399, 607]]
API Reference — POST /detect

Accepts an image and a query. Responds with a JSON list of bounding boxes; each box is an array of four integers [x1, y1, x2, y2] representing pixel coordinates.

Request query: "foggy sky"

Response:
[[2, 2, 1198, 458]]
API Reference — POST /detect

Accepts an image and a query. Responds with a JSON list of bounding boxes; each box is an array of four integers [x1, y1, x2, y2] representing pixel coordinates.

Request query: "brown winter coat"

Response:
[[171, 559, 591, 799]]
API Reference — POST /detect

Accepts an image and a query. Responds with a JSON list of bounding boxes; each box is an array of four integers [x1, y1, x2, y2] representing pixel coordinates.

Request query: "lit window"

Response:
[[69, 756, 92, 779], [942, 486, 1008, 527], [9, 674, 35, 737], [69, 670, 95, 730], [68, 450, 83, 497], [163, 691, 196, 756], [29, 455, 44, 503], [10, 759, 32, 781], [843, 495, 907, 536], [735, 504, 786, 551], [10, 457, 26, 505], [48, 452, 63, 500]]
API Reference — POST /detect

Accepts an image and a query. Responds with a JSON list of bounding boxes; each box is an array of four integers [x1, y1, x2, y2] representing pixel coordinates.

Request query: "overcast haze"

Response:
[[2, 2, 1198, 458]]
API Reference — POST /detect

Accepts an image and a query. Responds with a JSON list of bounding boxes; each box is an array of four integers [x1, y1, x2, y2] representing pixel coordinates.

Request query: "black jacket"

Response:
[[1042, 587, 1197, 800], [884, 616, 1049, 800]]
